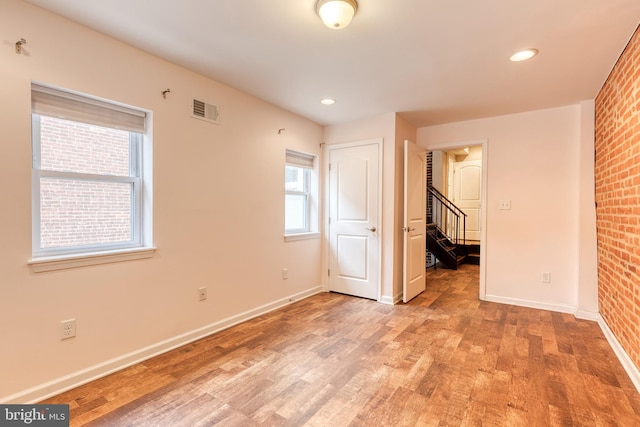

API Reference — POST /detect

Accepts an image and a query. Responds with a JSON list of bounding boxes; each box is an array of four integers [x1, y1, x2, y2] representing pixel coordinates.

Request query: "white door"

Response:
[[453, 160, 482, 241], [403, 140, 426, 303], [328, 142, 380, 300]]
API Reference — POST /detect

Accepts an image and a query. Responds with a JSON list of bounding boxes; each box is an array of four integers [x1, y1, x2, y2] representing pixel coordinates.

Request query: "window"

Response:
[[31, 83, 151, 261], [285, 150, 315, 235]]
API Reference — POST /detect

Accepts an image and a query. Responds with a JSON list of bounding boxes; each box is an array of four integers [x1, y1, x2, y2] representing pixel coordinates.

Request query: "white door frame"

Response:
[[322, 139, 383, 301], [424, 139, 488, 301]]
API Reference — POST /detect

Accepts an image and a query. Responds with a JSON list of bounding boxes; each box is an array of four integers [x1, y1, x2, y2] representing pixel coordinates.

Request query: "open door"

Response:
[[403, 140, 426, 303]]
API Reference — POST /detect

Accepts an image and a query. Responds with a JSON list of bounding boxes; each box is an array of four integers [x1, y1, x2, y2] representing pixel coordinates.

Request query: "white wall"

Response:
[[0, 0, 323, 402], [322, 113, 398, 302], [418, 104, 597, 314], [577, 100, 599, 318]]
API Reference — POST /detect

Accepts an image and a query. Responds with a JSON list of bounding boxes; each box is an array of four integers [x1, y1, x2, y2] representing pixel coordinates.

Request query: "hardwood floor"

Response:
[[42, 264, 640, 426]]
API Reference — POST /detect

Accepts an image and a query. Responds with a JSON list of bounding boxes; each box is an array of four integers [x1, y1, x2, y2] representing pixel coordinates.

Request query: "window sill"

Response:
[[28, 247, 157, 273], [284, 232, 320, 242]]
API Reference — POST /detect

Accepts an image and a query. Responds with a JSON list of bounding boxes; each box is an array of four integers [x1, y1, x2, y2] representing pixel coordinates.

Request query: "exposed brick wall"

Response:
[[595, 25, 640, 370], [38, 116, 132, 249]]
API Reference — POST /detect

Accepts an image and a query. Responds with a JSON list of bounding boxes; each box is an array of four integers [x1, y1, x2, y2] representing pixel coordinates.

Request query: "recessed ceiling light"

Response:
[[320, 98, 336, 105], [509, 48, 539, 62]]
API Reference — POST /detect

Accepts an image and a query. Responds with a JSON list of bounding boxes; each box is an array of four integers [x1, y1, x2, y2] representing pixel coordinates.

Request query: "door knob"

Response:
[[365, 226, 377, 232]]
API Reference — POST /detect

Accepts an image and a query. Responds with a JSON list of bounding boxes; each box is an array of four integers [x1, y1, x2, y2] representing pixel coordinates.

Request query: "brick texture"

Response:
[[38, 116, 132, 249], [595, 25, 640, 371]]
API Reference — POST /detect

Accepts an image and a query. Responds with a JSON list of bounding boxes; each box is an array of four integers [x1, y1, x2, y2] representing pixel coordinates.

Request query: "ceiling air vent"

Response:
[[191, 98, 219, 124]]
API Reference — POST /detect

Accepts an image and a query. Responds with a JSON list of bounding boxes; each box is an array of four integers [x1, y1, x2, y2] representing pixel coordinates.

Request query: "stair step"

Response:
[[466, 253, 480, 265]]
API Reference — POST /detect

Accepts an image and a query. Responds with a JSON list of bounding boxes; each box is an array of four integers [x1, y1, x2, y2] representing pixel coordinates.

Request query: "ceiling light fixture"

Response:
[[509, 48, 539, 62], [316, 0, 358, 29], [320, 98, 336, 105]]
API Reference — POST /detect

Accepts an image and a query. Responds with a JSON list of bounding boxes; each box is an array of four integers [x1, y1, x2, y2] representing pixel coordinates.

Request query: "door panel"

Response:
[[329, 143, 379, 300], [336, 235, 368, 279], [453, 160, 482, 241], [403, 140, 426, 303], [337, 158, 369, 221]]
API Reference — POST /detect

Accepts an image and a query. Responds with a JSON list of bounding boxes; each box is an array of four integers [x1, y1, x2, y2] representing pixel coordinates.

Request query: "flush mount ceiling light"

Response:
[[316, 0, 358, 29], [509, 48, 539, 62], [320, 98, 336, 105]]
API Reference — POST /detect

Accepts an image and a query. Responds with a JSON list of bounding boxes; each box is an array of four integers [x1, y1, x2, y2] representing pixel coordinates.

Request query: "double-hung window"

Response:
[[31, 84, 150, 260], [285, 150, 315, 234]]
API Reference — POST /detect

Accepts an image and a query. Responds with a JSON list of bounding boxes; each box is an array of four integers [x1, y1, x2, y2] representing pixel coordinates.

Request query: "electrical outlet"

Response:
[[60, 319, 76, 340], [198, 286, 207, 301], [541, 272, 551, 283], [499, 200, 511, 210], [282, 268, 288, 280]]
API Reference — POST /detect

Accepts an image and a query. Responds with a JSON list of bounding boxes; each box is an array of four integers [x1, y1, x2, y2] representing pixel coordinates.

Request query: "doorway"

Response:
[[427, 142, 487, 300]]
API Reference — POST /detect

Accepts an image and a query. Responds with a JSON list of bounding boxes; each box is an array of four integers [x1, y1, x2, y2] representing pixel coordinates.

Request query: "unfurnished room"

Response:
[[1, 1, 640, 425]]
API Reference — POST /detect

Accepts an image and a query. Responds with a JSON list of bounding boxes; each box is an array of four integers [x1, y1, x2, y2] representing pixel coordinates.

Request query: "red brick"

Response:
[[596, 25, 640, 372]]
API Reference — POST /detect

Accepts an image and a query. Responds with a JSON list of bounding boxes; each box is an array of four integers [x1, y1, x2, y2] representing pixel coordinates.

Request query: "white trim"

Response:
[[483, 294, 576, 314], [0, 286, 322, 404], [574, 310, 600, 321], [379, 295, 396, 305], [28, 247, 157, 273], [597, 315, 640, 393], [284, 232, 320, 242]]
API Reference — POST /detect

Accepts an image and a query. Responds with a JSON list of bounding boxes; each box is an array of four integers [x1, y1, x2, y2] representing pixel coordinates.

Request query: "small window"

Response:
[[285, 150, 315, 234], [31, 83, 150, 258]]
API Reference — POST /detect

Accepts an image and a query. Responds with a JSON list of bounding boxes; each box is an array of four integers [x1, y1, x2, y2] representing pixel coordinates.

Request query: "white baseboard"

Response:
[[574, 309, 600, 321], [379, 295, 395, 305], [1, 286, 322, 404], [597, 315, 640, 393], [484, 294, 576, 314]]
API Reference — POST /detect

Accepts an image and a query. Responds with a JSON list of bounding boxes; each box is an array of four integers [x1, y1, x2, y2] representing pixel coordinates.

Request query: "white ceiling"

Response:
[[24, 0, 640, 127]]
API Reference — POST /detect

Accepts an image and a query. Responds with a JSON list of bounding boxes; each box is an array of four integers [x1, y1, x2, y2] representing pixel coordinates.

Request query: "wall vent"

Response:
[[191, 99, 219, 124]]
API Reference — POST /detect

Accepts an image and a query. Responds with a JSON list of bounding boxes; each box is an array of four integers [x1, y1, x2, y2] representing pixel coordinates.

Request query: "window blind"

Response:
[[31, 83, 146, 133], [286, 150, 315, 169]]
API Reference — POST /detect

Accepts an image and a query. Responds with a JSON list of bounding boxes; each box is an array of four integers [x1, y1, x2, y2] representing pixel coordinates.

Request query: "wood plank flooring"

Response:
[[42, 265, 640, 426]]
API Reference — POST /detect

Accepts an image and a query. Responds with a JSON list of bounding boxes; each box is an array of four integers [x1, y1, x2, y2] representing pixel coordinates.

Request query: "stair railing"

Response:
[[427, 186, 467, 246]]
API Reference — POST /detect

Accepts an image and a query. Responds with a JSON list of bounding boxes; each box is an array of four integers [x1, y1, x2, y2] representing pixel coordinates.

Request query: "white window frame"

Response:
[[29, 83, 154, 271], [285, 149, 319, 240]]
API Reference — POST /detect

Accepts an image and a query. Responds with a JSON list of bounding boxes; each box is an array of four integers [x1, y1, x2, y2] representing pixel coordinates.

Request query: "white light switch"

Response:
[[499, 200, 511, 210]]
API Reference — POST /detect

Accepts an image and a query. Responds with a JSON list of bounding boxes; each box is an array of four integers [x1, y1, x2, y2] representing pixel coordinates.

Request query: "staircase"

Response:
[[426, 186, 477, 270], [426, 223, 467, 269]]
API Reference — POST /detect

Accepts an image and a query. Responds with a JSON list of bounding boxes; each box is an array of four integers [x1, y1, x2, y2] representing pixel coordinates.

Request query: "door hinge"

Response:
[[328, 269, 330, 276], [329, 217, 331, 224], [328, 163, 331, 171]]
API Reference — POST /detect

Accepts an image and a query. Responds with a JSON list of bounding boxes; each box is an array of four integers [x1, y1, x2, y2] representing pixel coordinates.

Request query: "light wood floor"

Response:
[[42, 265, 640, 426]]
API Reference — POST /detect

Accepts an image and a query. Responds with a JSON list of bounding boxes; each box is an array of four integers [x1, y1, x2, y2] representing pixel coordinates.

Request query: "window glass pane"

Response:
[[285, 194, 307, 231], [40, 177, 132, 249], [40, 115, 132, 176], [285, 165, 307, 192]]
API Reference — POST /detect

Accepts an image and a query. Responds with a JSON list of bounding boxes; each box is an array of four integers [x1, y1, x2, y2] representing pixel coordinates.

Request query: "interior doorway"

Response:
[[426, 142, 487, 300]]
